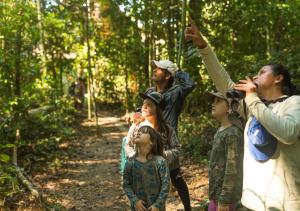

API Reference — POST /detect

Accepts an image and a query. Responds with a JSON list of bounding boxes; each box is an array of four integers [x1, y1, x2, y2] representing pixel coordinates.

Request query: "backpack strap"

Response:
[[262, 96, 290, 106]]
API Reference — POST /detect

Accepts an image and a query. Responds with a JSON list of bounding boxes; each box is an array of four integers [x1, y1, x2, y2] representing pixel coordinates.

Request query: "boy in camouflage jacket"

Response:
[[205, 92, 244, 211]]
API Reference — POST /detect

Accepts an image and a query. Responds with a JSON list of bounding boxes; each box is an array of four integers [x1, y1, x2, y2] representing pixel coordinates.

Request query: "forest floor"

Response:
[[30, 109, 209, 211]]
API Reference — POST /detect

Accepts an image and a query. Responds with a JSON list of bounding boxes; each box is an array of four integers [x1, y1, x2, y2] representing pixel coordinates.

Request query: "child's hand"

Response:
[[123, 112, 142, 124], [217, 204, 230, 211], [132, 112, 142, 123], [135, 200, 147, 211], [148, 205, 159, 211]]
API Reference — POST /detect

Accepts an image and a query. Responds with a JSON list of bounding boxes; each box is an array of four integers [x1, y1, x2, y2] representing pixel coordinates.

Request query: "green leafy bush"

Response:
[[0, 96, 76, 205], [0, 166, 19, 199], [179, 113, 217, 163]]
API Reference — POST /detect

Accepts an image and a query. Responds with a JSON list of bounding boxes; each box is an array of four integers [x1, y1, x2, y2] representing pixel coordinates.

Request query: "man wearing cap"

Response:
[[148, 60, 195, 133], [146, 60, 194, 211]]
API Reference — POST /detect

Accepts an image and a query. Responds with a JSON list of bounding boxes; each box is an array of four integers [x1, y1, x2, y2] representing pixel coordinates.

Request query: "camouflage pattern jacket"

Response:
[[208, 125, 244, 205]]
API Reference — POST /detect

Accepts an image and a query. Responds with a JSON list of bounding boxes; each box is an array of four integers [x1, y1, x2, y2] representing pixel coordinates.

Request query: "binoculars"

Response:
[[226, 89, 246, 99]]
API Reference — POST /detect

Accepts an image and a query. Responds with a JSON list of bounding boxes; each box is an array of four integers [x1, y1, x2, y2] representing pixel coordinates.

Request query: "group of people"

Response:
[[123, 59, 195, 211], [121, 19, 300, 211]]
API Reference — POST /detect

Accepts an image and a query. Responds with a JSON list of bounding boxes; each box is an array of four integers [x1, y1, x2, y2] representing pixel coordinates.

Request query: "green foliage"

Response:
[[0, 96, 76, 205], [0, 154, 10, 163], [18, 97, 75, 169], [195, 198, 209, 210], [0, 166, 20, 199], [201, 0, 300, 81], [179, 113, 217, 163], [0, 0, 299, 207]]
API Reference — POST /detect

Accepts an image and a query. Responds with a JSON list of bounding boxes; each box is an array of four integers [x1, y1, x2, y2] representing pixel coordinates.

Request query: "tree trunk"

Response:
[[85, 0, 92, 120], [176, 0, 187, 68], [144, 27, 150, 87], [14, 29, 21, 97], [167, 0, 175, 61], [50, 52, 57, 82], [125, 65, 129, 112], [13, 9, 40, 199], [59, 61, 63, 95], [13, 5, 22, 169], [36, 0, 47, 76], [188, 0, 203, 80], [85, 0, 99, 129]]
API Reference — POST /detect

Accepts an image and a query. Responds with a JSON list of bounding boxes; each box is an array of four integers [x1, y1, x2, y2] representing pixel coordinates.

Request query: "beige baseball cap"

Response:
[[204, 91, 229, 103], [151, 60, 178, 77]]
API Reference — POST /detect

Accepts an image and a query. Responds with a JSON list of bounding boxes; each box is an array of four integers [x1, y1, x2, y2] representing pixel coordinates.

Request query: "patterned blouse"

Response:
[[123, 156, 170, 211]]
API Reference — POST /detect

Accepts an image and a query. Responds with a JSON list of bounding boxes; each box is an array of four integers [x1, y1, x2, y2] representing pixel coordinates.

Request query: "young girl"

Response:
[[123, 126, 170, 211], [125, 91, 191, 211]]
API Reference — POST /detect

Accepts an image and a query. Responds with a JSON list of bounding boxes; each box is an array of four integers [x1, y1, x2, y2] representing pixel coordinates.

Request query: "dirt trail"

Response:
[[34, 110, 208, 211]]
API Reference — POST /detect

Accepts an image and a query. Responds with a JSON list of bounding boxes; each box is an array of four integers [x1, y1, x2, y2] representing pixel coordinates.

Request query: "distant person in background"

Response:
[[186, 18, 300, 210], [69, 77, 86, 110], [68, 81, 76, 96]]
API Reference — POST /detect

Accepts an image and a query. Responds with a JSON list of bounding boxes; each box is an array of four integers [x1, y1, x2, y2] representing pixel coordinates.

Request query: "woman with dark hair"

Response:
[[262, 63, 299, 96], [125, 91, 191, 211], [186, 21, 300, 210]]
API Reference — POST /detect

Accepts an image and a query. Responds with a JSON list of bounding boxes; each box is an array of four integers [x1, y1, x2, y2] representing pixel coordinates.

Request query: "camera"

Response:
[[226, 89, 245, 99]]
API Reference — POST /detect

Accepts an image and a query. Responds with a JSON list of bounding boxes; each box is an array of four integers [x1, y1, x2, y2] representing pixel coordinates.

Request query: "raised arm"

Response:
[[184, 18, 251, 118], [175, 70, 195, 98], [185, 18, 235, 96]]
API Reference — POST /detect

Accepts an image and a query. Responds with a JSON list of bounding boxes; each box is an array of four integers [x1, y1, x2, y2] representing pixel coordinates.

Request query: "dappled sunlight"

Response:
[[103, 134, 124, 139], [63, 168, 89, 174], [31, 111, 130, 210], [80, 116, 123, 127], [44, 181, 58, 190], [101, 131, 126, 139], [67, 158, 119, 165], [13, 109, 210, 210], [58, 178, 86, 186], [98, 120, 128, 128], [2, 0, 299, 209]]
